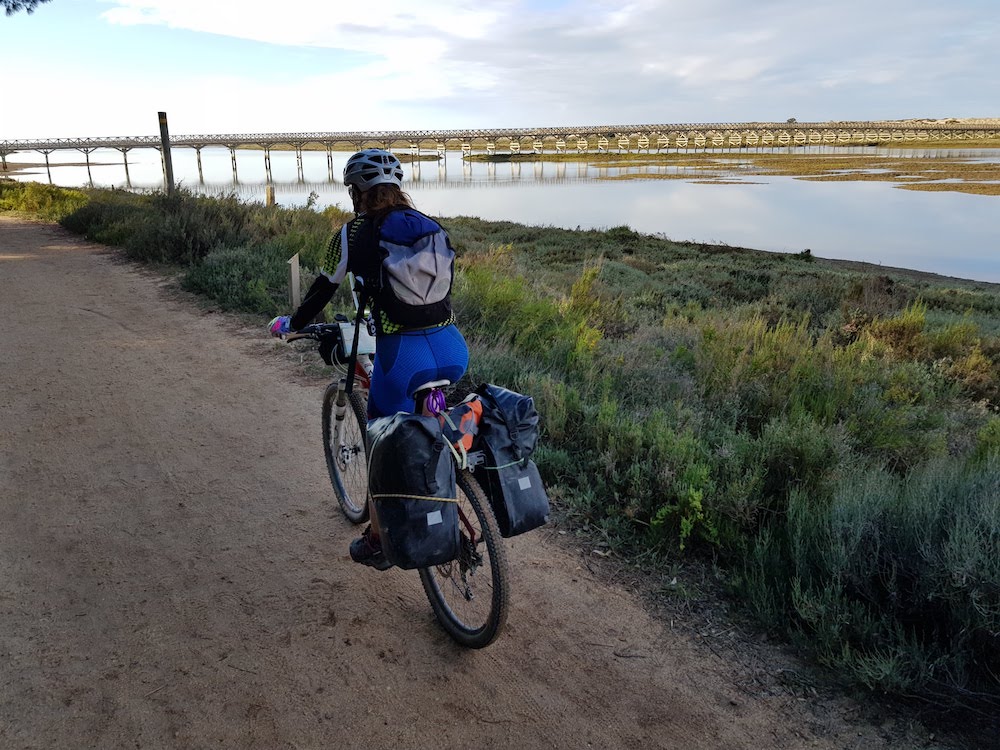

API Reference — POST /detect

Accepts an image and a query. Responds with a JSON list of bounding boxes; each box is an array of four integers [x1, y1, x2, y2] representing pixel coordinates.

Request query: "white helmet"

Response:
[[343, 148, 404, 191]]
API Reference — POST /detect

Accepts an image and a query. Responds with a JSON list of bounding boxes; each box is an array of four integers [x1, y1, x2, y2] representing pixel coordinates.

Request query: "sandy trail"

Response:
[[0, 216, 941, 749]]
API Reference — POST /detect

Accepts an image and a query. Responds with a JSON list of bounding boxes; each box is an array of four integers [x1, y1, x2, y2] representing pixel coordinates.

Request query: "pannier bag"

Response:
[[367, 413, 460, 569], [472, 384, 550, 538]]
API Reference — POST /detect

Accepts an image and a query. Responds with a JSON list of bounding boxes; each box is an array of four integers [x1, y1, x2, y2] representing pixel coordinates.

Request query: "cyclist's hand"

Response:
[[268, 315, 291, 338]]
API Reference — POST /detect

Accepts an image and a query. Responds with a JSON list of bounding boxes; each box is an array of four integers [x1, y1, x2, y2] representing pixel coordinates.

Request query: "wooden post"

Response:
[[265, 185, 276, 207], [157, 111, 175, 194], [287, 253, 301, 309]]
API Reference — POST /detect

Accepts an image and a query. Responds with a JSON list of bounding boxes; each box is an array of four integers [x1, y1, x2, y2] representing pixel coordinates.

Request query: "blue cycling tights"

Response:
[[368, 324, 469, 419]]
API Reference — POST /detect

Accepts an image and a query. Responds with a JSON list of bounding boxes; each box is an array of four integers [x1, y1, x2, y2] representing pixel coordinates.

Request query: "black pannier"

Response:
[[367, 413, 460, 569], [472, 384, 550, 538]]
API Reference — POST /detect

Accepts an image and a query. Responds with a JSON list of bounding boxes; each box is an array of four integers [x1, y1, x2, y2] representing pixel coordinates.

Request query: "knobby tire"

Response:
[[419, 470, 509, 649], [321, 383, 370, 524]]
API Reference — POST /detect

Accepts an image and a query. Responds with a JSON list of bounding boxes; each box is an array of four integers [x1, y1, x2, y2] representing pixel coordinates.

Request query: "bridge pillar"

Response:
[[295, 146, 304, 181], [195, 147, 204, 183], [77, 147, 96, 185], [113, 147, 133, 186], [228, 147, 238, 181], [326, 145, 334, 181], [38, 149, 54, 183], [264, 147, 272, 182], [1, 152, 6, 170]]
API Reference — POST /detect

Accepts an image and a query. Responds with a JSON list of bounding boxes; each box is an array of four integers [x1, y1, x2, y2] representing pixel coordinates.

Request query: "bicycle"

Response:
[[285, 318, 510, 649]]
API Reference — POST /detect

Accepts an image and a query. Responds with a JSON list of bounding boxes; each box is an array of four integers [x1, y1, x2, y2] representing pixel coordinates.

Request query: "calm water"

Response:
[[8, 146, 1000, 283]]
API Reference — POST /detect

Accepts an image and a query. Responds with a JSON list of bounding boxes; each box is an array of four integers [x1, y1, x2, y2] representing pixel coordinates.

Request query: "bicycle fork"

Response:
[[331, 380, 354, 469], [332, 355, 372, 466]]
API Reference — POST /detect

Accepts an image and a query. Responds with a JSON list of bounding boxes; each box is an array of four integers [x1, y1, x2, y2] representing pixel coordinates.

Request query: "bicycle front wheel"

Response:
[[419, 470, 509, 648], [321, 383, 370, 524]]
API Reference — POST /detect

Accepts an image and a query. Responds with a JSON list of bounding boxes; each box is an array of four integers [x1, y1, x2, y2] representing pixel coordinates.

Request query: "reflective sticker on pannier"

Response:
[[518, 476, 532, 491], [427, 510, 443, 526]]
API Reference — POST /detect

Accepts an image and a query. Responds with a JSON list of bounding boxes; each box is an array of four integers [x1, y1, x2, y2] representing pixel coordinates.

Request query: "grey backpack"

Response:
[[343, 208, 455, 328]]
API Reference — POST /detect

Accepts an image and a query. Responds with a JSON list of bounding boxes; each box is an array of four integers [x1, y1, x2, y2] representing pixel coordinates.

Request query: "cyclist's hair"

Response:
[[354, 183, 415, 218]]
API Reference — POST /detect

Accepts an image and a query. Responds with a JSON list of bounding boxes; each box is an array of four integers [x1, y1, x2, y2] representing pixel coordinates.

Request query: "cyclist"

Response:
[[268, 149, 468, 571]]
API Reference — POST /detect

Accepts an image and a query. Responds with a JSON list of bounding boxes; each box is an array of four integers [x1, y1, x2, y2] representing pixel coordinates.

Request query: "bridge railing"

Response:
[[3, 121, 998, 153]]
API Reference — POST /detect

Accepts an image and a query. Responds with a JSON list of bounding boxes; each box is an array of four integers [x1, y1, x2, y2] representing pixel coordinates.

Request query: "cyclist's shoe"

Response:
[[349, 526, 393, 571]]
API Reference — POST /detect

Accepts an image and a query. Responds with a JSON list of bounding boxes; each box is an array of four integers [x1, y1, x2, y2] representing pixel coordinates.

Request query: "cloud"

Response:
[[7, 0, 998, 138], [101, 0, 503, 48]]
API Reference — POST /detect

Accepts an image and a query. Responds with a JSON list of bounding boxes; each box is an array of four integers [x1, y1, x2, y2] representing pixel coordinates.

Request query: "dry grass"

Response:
[[576, 151, 1000, 195], [897, 182, 1000, 195]]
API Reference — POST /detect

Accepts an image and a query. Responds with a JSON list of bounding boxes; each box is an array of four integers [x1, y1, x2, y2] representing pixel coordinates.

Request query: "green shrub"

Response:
[[58, 188, 347, 269], [973, 417, 1000, 463], [60, 189, 147, 245], [183, 242, 293, 314], [0, 181, 88, 221], [779, 460, 1000, 712]]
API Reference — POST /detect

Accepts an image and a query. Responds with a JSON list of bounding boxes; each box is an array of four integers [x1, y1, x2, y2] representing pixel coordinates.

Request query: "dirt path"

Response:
[[0, 216, 947, 749]]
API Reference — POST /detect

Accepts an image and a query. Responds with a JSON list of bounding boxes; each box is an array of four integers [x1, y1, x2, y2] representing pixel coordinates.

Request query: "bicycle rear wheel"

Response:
[[321, 383, 370, 524], [419, 470, 509, 648]]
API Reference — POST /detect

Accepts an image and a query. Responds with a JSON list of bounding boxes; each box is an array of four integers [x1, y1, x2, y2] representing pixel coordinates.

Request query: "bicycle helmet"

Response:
[[343, 148, 404, 191]]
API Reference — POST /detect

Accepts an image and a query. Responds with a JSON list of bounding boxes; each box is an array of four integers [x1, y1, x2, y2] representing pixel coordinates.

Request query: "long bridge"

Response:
[[3, 120, 997, 183]]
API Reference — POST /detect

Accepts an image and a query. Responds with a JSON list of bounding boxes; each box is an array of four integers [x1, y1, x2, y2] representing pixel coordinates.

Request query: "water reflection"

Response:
[[5, 146, 999, 283]]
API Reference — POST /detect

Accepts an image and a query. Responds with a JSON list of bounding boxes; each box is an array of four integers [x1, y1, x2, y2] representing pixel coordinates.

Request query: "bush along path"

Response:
[[3, 181, 998, 743]]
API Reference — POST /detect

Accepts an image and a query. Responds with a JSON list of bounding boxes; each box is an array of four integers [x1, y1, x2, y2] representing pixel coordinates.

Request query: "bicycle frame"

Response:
[[330, 353, 373, 450]]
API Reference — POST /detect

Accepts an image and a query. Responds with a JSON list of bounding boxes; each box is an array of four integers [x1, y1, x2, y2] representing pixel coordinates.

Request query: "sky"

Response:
[[2, 0, 999, 139]]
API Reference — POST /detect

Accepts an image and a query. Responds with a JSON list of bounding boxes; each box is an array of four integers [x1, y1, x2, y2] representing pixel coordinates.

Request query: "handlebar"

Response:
[[284, 323, 342, 342]]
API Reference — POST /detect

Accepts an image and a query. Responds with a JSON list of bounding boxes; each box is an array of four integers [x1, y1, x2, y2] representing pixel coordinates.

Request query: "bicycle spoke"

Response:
[[419, 471, 509, 648], [322, 385, 370, 524]]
